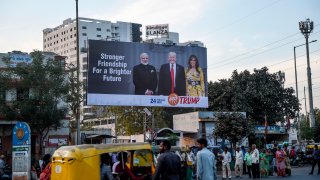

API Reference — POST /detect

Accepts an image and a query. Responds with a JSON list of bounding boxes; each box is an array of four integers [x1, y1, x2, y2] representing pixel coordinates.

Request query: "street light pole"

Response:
[[299, 18, 315, 128], [75, 0, 81, 144], [293, 40, 317, 141]]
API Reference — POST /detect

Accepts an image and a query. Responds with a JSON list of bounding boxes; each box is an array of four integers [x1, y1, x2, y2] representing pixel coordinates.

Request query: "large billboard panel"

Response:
[[87, 40, 208, 108]]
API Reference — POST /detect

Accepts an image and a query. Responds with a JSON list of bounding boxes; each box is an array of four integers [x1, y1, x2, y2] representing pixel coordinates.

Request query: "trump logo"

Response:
[[168, 93, 179, 106]]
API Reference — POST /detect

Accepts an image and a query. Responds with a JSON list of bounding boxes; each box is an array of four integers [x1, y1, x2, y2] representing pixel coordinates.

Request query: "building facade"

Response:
[[43, 17, 142, 65], [43, 17, 143, 121]]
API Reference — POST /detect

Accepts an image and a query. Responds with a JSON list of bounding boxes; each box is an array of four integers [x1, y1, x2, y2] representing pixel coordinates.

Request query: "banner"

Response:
[[87, 40, 208, 108]]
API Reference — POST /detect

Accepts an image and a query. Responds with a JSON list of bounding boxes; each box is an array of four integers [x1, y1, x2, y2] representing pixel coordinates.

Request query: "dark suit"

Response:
[[158, 63, 186, 96], [132, 64, 157, 95]]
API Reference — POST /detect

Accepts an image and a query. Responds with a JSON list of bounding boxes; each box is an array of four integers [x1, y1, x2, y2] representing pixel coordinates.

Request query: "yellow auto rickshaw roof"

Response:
[[52, 143, 152, 159], [306, 144, 320, 149]]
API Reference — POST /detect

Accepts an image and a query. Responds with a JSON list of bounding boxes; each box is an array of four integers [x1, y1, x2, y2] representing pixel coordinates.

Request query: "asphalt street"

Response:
[[216, 165, 320, 180]]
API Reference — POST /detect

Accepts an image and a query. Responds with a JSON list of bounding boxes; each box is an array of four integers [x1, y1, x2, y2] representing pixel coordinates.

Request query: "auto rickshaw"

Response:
[[51, 142, 155, 180]]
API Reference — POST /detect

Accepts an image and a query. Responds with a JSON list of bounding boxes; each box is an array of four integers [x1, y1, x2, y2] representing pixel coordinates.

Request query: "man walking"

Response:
[[235, 146, 244, 178], [196, 138, 217, 180], [153, 140, 181, 180], [251, 144, 260, 179], [309, 145, 320, 175], [221, 147, 232, 179]]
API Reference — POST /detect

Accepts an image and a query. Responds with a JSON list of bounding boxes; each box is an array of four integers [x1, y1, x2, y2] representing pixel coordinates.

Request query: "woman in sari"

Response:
[[276, 146, 286, 177], [259, 149, 269, 177], [266, 148, 274, 176]]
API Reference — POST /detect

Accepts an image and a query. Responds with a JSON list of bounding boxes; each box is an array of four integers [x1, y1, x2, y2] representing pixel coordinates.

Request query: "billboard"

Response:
[[9, 53, 32, 67], [146, 24, 169, 37], [87, 40, 208, 108]]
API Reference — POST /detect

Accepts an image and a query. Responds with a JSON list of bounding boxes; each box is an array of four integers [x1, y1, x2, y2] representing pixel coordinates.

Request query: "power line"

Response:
[[281, 56, 320, 71], [208, 37, 304, 70], [267, 48, 320, 68], [208, 31, 301, 67], [208, 25, 320, 69], [208, 0, 282, 33], [285, 76, 320, 86]]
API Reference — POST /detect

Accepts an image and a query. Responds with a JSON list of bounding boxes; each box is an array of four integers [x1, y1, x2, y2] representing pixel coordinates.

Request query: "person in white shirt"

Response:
[[235, 146, 244, 178], [221, 147, 232, 179], [251, 144, 260, 179]]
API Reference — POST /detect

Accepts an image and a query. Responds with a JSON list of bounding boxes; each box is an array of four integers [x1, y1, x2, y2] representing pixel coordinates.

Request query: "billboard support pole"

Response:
[[75, 0, 81, 145]]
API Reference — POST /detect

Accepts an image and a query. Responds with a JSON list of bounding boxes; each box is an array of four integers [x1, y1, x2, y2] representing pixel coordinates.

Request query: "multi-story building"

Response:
[[43, 17, 142, 121], [43, 17, 142, 65]]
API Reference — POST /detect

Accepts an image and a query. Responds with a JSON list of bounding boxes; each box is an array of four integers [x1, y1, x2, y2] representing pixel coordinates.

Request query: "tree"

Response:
[[65, 63, 84, 133], [94, 106, 169, 136], [300, 120, 314, 142], [4, 51, 69, 155], [214, 112, 250, 148], [0, 70, 17, 120], [300, 108, 320, 142], [314, 108, 320, 142], [208, 67, 299, 125]]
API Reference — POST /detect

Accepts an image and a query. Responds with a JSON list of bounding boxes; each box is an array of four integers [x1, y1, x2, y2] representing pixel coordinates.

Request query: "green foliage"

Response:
[[300, 119, 315, 141], [94, 106, 169, 136], [208, 67, 299, 125], [2, 51, 69, 153], [300, 108, 320, 142], [167, 133, 179, 145], [214, 112, 250, 146], [315, 108, 320, 142], [65, 63, 84, 131]]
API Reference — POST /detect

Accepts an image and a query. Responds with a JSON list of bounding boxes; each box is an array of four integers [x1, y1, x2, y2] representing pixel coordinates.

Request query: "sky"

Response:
[[1, 0, 320, 114]]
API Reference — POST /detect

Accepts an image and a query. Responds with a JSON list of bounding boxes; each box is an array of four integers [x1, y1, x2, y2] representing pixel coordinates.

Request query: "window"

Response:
[[96, 28, 101, 31], [70, 35, 73, 38], [70, 28, 73, 32], [97, 35, 101, 38], [82, 26, 87, 29], [83, 72, 88, 77], [107, 29, 110, 32], [82, 33, 87, 36]]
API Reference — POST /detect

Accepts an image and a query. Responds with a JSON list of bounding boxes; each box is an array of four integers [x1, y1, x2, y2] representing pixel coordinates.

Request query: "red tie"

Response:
[[170, 64, 174, 93]]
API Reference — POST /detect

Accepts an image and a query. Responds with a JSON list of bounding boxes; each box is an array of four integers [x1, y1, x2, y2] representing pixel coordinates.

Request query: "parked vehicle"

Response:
[[51, 142, 155, 180]]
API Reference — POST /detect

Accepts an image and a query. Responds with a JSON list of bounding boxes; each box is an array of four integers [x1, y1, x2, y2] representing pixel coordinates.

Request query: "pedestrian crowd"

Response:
[[218, 143, 293, 179], [152, 141, 320, 180]]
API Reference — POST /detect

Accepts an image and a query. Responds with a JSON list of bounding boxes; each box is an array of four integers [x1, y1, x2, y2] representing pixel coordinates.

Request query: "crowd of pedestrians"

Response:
[[218, 144, 292, 179]]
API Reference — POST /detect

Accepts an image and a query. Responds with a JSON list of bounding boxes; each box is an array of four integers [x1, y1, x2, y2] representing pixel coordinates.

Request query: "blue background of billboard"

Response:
[[88, 40, 207, 95]]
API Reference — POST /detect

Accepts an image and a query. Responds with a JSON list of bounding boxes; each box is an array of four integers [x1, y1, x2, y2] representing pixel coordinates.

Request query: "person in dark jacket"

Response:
[[158, 52, 186, 96], [132, 53, 157, 95], [153, 140, 181, 180], [309, 145, 320, 175]]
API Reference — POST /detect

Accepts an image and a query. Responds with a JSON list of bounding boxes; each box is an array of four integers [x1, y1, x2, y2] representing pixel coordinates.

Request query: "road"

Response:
[[216, 164, 320, 180]]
